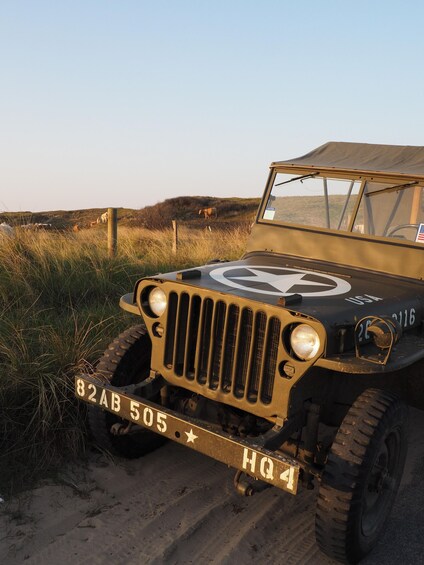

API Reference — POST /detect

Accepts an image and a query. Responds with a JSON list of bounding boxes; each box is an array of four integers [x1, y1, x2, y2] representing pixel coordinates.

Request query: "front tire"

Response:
[[88, 325, 166, 458], [316, 388, 408, 563]]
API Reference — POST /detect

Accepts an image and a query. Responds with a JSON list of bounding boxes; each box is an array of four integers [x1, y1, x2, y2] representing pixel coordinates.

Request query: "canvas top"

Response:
[[272, 141, 424, 179]]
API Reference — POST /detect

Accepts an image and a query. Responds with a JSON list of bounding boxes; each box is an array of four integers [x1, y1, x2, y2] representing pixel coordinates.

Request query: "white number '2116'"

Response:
[[357, 308, 416, 342], [392, 308, 416, 327]]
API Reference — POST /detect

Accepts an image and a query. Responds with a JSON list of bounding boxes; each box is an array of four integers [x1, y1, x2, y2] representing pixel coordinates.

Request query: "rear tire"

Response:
[[316, 388, 408, 563], [88, 325, 166, 458]]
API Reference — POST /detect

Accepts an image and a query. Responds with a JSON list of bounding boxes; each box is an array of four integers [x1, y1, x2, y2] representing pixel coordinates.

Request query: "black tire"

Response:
[[316, 388, 408, 564], [88, 324, 166, 458]]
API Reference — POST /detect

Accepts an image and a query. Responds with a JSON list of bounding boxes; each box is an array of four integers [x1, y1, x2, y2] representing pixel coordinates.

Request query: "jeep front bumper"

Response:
[[75, 375, 300, 494]]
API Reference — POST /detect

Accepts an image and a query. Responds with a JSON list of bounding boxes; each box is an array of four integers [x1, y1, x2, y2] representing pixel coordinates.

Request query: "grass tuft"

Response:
[[0, 225, 249, 493]]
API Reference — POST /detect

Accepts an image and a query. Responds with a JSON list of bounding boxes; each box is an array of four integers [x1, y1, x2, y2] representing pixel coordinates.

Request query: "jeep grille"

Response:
[[164, 291, 280, 405]]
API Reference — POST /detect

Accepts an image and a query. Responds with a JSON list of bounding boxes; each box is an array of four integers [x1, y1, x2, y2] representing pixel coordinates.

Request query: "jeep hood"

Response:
[[147, 253, 423, 329]]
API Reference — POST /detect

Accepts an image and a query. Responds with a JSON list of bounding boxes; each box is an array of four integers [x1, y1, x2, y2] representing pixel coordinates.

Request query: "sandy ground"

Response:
[[2, 409, 424, 565]]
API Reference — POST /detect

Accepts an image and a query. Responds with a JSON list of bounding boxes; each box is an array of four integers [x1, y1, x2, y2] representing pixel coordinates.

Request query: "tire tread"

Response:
[[315, 388, 407, 563], [88, 324, 165, 458]]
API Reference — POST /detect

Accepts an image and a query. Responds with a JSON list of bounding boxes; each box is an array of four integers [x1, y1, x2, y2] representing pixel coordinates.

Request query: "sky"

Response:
[[1, 0, 424, 213]]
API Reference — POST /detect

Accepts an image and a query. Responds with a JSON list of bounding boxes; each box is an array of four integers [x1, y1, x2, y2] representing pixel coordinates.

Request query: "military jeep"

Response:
[[76, 142, 424, 563]]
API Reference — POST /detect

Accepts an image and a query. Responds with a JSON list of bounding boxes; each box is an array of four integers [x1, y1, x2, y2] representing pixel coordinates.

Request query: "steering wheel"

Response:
[[386, 223, 420, 237]]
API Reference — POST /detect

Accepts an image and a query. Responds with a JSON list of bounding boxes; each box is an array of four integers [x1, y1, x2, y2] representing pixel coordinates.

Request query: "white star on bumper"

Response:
[[185, 429, 198, 444]]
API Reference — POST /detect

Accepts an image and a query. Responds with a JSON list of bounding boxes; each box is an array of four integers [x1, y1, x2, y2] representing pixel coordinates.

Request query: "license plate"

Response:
[[75, 375, 300, 494]]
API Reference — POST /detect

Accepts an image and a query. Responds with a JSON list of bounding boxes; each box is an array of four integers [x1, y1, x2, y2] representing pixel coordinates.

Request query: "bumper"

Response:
[[75, 375, 300, 495], [119, 293, 139, 315]]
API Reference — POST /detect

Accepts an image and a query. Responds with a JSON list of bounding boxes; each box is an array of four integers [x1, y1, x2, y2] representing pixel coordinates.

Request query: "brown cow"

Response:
[[198, 207, 217, 219]]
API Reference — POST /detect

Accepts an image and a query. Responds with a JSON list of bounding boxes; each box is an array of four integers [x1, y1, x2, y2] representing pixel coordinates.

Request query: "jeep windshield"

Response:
[[262, 172, 424, 243]]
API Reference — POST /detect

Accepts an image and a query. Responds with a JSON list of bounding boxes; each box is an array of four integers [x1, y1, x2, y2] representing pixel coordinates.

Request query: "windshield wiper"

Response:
[[274, 173, 319, 187], [366, 180, 418, 197]]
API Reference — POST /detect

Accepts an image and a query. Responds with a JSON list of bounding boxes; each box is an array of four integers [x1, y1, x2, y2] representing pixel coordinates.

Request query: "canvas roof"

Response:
[[272, 141, 424, 180]]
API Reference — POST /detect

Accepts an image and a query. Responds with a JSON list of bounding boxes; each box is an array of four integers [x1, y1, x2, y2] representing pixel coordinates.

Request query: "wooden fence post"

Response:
[[108, 208, 118, 258], [172, 219, 178, 254]]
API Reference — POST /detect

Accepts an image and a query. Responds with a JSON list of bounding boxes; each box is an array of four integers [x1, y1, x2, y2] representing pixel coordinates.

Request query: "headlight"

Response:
[[148, 287, 167, 317], [290, 324, 320, 360]]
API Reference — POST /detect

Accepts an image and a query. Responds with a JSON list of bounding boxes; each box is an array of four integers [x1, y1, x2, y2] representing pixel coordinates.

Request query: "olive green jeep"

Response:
[[76, 142, 424, 563]]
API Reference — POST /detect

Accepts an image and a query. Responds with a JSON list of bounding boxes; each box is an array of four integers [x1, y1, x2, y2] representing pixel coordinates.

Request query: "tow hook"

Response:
[[233, 470, 271, 496], [110, 422, 133, 436]]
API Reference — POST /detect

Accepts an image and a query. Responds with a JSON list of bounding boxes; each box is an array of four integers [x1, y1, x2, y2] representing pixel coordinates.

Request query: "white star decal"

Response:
[[229, 268, 333, 294], [185, 429, 198, 444], [209, 264, 352, 297]]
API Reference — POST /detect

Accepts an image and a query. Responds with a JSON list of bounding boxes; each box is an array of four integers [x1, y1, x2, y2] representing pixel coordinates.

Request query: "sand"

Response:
[[2, 408, 424, 565]]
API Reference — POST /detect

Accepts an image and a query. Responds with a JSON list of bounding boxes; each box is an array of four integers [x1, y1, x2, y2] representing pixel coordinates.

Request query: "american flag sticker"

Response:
[[416, 223, 424, 243]]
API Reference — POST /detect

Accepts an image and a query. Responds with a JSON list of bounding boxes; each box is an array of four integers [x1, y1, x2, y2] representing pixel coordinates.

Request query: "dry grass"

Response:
[[0, 225, 249, 493]]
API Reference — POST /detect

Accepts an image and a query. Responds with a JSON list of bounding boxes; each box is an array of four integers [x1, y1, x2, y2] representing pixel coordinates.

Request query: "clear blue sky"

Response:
[[1, 0, 424, 212]]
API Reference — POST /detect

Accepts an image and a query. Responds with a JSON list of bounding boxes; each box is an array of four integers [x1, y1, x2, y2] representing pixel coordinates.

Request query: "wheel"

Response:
[[315, 388, 408, 564], [88, 324, 166, 458]]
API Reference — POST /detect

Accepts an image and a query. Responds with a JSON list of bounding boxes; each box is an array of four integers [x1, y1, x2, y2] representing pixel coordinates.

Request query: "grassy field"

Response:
[[0, 225, 249, 494]]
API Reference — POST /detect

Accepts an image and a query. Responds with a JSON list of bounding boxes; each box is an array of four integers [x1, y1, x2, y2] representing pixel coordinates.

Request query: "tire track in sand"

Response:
[[5, 408, 424, 565]]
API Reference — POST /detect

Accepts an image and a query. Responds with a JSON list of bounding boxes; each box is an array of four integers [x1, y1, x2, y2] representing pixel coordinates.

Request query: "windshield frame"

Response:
[[257, 166, 423, 247]]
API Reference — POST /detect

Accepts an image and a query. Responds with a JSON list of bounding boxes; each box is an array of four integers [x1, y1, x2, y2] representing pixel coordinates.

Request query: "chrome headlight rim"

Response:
[[290, 323, 321, 361], [144, 286, 168, 318]]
